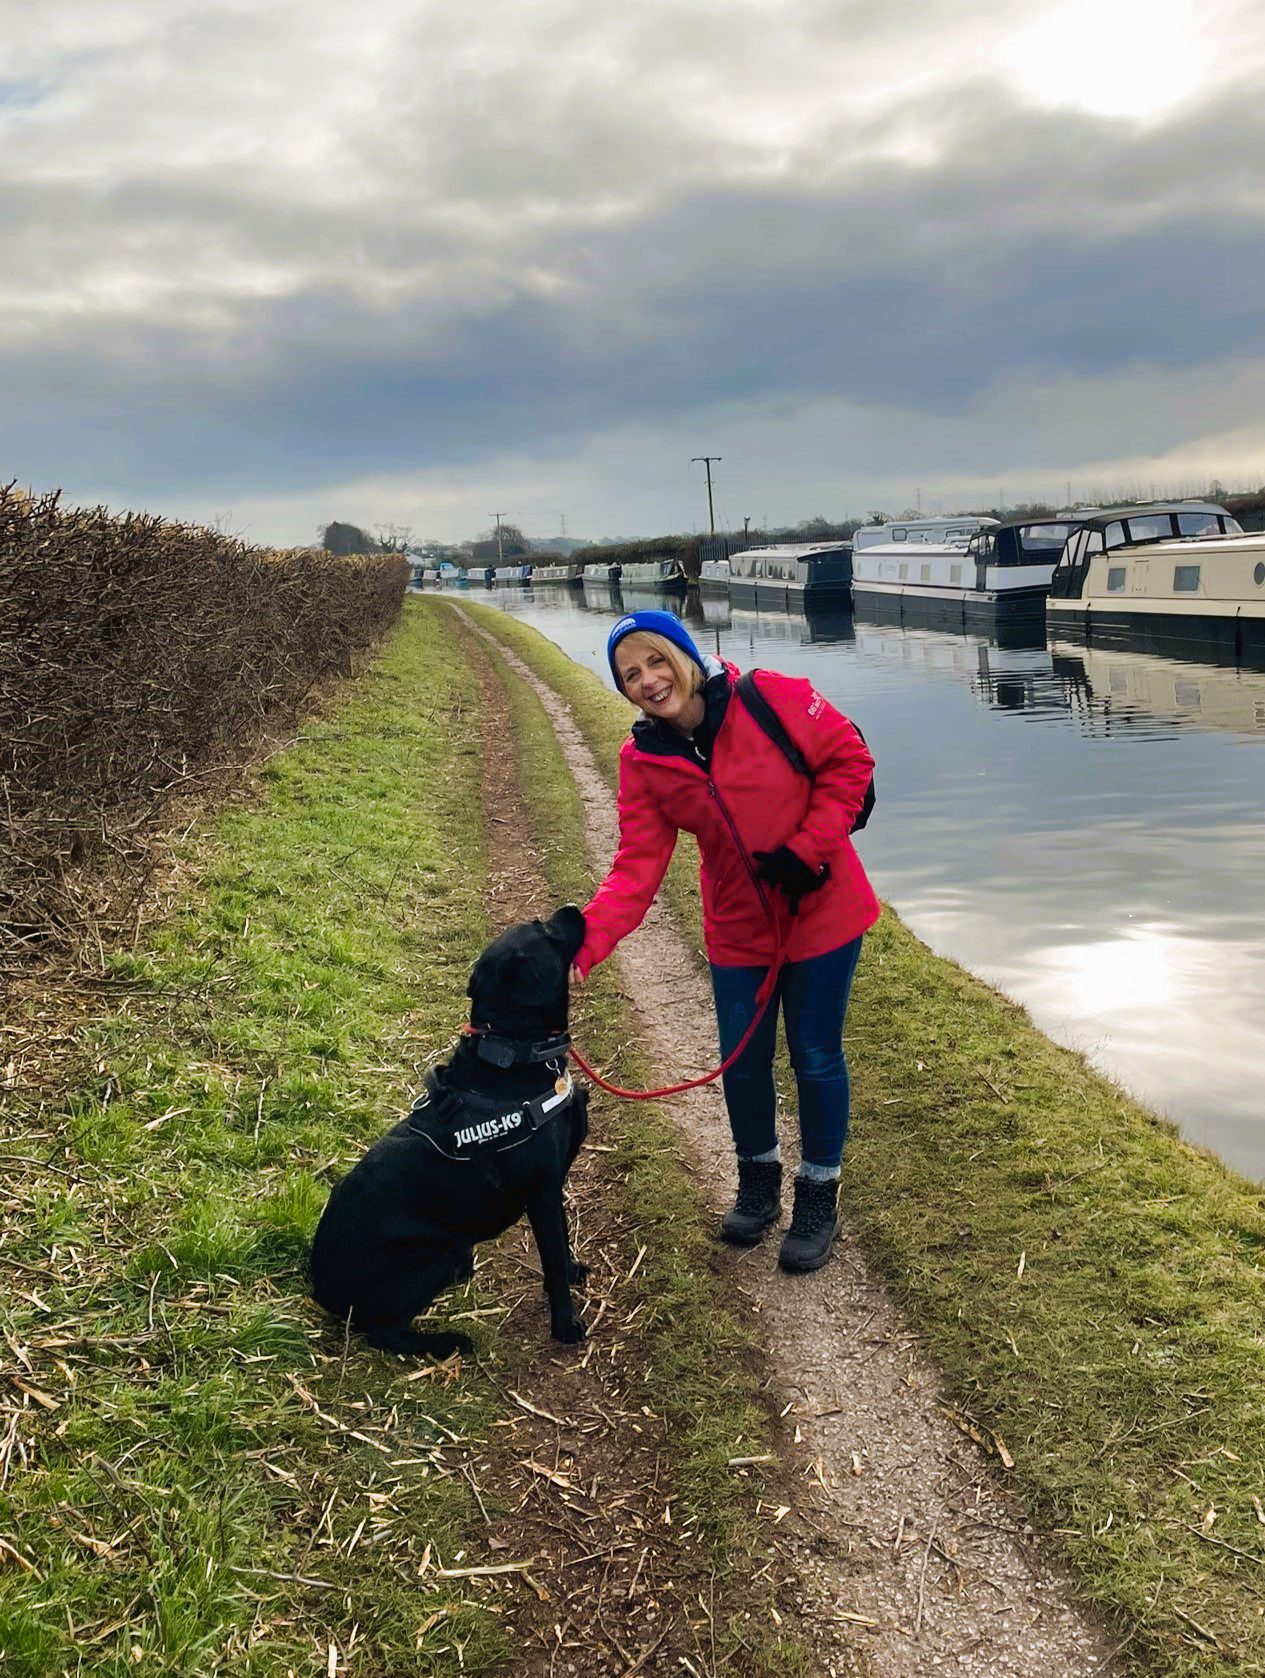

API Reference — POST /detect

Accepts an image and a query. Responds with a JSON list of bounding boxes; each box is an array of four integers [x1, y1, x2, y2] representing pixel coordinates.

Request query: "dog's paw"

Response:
[[550, 1316, 587, 1345]]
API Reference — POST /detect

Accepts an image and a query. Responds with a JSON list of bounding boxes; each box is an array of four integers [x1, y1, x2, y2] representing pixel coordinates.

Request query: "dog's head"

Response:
[[467, 905, 586, 1040]]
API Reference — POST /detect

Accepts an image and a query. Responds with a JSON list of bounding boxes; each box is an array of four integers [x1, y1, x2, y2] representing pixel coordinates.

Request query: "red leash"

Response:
[[568, 917, 789, 1102]]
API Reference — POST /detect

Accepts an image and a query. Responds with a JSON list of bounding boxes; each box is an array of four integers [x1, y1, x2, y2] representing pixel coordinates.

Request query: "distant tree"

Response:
[[375, 523, 414, 553], [470, 522, 529, 561], [321, 521, 381, 555], [864, 510, 888, 526], [792, 516, 838, 540]]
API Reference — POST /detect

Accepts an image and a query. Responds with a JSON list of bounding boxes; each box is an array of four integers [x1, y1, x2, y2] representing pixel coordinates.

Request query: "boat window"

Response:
[[950, 564, 962, 584], [976, 534, 996, 559], [1085, 530, 1105, 554], [1255, 562, 1265, 586], [920, 563, 931, 581], [1223, 516, 1244, 535], [1020, 523, 1073, 552], [890, 528, 907, 541], [1107, 566, 1127, 592], [1177, 511, 1219, 536], [899, 563, 909, 580], [1103, 522, 1127, 550], [1125, 514, 1175, 543], [1173, 564, 1201, 593]]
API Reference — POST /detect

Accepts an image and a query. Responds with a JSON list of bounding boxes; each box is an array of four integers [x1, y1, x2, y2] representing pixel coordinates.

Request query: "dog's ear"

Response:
[[545, 905, 586, 963]]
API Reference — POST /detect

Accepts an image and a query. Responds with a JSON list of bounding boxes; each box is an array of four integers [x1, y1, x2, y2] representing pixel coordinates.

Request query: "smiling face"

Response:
[[614, 631, 705, 733]]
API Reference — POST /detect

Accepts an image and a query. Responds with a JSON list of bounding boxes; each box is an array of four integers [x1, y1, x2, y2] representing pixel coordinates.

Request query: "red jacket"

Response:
[[577, 661, 880, 975]]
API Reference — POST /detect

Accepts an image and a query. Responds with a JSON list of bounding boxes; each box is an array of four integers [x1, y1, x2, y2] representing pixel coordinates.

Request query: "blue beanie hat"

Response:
[[606, 609, 706, 691]]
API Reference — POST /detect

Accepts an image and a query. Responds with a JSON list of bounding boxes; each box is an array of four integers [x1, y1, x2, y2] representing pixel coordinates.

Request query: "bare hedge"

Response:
[[1, 484, 407, 955]]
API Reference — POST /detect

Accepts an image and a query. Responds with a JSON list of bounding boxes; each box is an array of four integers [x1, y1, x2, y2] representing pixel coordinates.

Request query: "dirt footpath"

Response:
[[465, 613, 1124, 1678]]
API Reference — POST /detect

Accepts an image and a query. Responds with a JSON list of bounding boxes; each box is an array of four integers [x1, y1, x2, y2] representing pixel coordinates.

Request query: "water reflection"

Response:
[[1052, 640, 1265, 741], [476, 586, 1265, 1178], [850, 618, 1074, 720]]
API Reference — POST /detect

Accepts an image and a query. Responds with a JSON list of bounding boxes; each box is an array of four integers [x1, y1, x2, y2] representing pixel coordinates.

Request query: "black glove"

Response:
[[753, 846, 829, 913]]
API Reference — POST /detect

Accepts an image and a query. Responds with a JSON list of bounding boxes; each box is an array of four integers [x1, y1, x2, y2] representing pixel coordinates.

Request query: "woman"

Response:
[[573, 609, 879, 1272]]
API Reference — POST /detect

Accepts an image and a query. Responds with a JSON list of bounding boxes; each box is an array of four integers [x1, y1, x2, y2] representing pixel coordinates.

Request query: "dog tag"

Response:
[[555, 1077, 569, 1097]]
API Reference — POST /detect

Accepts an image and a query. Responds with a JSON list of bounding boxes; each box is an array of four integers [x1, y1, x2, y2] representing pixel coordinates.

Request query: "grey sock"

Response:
[[746, 1145, 781, 1164], [798, 1161, 840, 1184]]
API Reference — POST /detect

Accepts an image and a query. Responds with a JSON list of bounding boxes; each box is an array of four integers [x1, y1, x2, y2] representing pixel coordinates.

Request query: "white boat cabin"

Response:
[[852, 515, 998, 550]]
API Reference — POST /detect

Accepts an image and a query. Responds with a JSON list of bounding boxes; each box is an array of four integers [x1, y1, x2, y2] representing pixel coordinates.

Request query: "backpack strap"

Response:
[[735, 670, 812, 779], [734, 670, 875, 833]]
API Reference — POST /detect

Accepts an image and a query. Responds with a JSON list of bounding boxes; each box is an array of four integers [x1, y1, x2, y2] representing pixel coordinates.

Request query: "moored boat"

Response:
[[531, 561, 585, 584], [581, 556, 687, 592], [727, 543, 853, 609], [699, 557, 732, 597], [851, 515, 998, 550], [850, 515, 1082, 626], [493, 562, 533, 584], [1046, 503, 1264, 664]]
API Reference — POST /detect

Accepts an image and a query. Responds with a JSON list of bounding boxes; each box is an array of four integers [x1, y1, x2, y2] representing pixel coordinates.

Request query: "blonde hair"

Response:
[[614, 630, 705, 706]]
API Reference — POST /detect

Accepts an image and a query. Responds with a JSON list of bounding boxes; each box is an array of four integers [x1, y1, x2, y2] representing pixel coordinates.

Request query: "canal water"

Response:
[[469, 581, 1265, 1181]]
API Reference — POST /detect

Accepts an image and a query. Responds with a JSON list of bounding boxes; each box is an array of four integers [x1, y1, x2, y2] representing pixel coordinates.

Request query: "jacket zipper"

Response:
[[707, 773, 777, 919]]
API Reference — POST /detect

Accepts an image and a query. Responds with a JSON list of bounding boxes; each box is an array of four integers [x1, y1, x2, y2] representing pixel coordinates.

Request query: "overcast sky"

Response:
[[3, 0, 1264, 545]]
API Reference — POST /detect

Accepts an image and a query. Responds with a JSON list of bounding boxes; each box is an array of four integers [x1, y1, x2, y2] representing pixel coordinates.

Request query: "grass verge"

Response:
[[0, 600, 509, 1676], [466, 600, 1265, 1678]]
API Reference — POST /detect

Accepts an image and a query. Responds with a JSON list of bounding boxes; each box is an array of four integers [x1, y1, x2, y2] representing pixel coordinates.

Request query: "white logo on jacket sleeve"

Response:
[[808, 692, 825, 719]]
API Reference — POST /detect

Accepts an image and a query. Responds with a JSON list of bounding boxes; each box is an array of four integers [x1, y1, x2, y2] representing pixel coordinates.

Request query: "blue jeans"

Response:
[[709, 938, 863, 1170]]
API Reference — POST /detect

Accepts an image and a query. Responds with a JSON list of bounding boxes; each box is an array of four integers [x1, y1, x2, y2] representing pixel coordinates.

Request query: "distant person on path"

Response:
[[572, 610, 878, 1271]]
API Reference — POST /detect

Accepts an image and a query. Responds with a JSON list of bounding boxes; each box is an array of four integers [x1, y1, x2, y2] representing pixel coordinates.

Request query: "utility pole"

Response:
[[489, 512, 506, 564], [916, 487, 922, 514], [743, 515, 750, 540], [691, 456, 722, 536], [557, 512, 567, 540]]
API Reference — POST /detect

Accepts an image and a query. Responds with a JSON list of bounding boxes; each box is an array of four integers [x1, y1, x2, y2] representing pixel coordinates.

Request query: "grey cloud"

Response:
[[2, 8, 1263, 517]]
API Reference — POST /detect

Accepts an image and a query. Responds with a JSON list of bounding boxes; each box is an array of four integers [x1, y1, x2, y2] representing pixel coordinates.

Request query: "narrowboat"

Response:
[[850, 516, 1082, 626], [583, 556, 687, 592], [727, 543, 853, 609], [531, 561, 585, 585], [1046, 503, 1265, 664], [851, 515, 998, 550], [699, 557, 732, 597], [493, 562, 534, 584]]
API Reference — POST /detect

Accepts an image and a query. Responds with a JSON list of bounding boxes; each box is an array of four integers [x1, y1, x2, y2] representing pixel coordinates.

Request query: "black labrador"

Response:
[[310, 906, 589, 1357]]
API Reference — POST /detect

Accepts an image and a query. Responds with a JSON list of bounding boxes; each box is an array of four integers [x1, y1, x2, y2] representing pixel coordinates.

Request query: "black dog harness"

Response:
[[405, 1066, 576, 1164]]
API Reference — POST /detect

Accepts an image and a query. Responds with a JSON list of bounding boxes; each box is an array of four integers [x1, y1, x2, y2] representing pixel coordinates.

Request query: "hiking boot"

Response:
[[777, 1176, 839, 1272], [720, 1158, 782, 1246]]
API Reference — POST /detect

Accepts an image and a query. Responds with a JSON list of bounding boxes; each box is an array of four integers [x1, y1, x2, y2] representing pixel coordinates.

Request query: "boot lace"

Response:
[[734, 1160, 778, 1212], [789, 1178, 836, 1236]]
